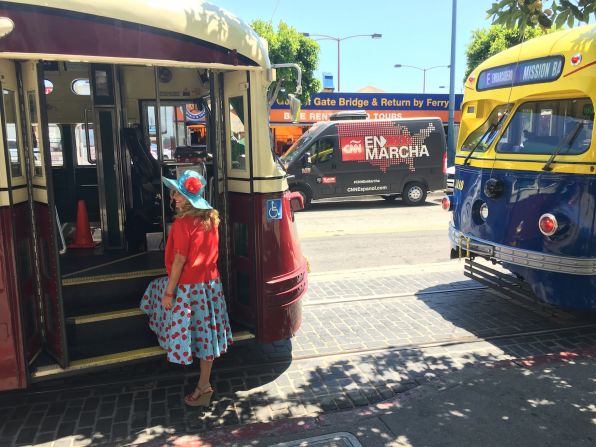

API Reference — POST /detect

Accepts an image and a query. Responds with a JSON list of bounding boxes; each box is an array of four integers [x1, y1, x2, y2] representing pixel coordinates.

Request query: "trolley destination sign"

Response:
[[477, 56, 564, 91]]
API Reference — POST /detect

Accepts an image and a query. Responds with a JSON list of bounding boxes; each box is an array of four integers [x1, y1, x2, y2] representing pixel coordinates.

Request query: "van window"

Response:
[[280, 124, 320, 165], [311, 136, 336, 164]]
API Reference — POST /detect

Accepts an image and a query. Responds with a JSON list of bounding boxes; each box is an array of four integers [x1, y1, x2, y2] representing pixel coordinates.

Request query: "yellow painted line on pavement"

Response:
[[299, 223, 447, 239]]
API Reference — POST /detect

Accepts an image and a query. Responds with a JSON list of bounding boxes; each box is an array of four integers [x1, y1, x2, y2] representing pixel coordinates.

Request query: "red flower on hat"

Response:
[[184, 177, 202, 194]]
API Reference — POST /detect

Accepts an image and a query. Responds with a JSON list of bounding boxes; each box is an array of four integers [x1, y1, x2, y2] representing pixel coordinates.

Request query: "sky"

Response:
[[214, 0, 499, 94]]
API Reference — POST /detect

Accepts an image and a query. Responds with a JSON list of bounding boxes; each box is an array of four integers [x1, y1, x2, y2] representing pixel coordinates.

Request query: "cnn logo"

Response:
[[341, 138, 365, 161]]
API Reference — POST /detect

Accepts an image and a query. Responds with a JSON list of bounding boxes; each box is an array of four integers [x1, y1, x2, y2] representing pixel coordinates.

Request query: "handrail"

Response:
[[55, 206, 67, 255], [83, 109, 95, 164]]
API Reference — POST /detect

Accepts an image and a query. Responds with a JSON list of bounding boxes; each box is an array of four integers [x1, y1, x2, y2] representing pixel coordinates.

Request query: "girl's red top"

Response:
[[165, 215, 219, 284]]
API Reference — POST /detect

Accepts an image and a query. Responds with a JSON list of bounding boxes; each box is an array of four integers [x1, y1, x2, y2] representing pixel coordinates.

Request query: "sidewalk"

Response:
[[154, 350, 596, 447]]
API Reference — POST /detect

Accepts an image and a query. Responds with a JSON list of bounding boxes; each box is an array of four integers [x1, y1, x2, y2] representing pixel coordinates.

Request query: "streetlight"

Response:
[[303, 33, 382, 92], [394, 64, 450, 94]]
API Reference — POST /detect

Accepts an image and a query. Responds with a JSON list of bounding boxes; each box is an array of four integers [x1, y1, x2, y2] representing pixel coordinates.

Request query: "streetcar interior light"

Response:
[[480, 203, 489, 220], [538, 213, 558, 236]]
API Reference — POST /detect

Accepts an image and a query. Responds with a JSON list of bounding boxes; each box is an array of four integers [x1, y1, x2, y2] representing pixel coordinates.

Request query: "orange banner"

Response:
[[270, 109, 461, 124]]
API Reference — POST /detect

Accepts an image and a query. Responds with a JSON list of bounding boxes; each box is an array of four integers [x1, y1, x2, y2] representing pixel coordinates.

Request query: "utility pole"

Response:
[[447, 0, 457, 165]]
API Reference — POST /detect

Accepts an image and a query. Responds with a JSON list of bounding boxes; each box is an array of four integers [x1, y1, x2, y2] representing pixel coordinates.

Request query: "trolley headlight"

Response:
[[538, 213, 558, 236], [479, 203, 489, 221], [441, 195, 453, 211]]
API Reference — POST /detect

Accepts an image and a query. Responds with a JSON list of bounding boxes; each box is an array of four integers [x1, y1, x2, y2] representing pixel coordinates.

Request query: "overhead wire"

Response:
[[269, 0, 281, 24]]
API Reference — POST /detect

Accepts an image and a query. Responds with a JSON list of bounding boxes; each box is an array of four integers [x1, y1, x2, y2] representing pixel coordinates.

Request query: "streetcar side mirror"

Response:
[[288, 94, 301, 123]]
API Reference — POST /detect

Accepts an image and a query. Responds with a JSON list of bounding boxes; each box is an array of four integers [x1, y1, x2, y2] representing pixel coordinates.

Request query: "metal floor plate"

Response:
[[270, 432, 363, 447]]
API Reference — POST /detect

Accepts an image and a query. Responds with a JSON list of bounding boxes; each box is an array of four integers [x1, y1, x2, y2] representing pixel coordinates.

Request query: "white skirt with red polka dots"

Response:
[[140, 276, 233, 364]]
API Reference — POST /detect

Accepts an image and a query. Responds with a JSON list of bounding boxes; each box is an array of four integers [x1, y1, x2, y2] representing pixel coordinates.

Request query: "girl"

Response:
[[140, 170, 232, 407]]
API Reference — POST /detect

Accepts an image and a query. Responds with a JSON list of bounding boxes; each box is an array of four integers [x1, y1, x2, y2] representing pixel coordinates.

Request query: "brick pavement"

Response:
[[1, 265, 595, 446]]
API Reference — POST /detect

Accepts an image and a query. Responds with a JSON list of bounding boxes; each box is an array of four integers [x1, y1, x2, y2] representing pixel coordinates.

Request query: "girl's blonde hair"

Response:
[[171, 191, 220, 230]]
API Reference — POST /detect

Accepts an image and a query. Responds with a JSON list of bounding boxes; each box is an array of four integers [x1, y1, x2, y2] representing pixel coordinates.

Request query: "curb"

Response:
[[153, 347, 596, 446]]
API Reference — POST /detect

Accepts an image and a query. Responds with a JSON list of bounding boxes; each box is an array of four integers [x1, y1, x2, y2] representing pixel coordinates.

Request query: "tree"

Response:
[[251, 20, 321, 104], [487, 0, 595, 33], [464, 25, 543, 80]]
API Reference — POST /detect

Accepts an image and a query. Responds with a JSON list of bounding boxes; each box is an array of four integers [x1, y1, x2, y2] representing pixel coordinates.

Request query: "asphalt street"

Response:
[[296, 193, 451, 272]]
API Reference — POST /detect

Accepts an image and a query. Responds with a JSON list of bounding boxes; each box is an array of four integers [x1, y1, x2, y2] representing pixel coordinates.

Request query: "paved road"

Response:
[[296, 193, 452, 272]]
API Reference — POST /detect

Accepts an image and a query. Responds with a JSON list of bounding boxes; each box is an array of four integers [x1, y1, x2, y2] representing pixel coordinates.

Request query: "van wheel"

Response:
[[381, 194, 398, 201], [402, 182, 427, 206], [291, 186, 312, 209]]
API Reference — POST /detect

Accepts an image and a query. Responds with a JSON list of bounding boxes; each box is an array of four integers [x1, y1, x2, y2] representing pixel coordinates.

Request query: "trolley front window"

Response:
[[496, 98, 594, 155], [461, 104, 512, 153]]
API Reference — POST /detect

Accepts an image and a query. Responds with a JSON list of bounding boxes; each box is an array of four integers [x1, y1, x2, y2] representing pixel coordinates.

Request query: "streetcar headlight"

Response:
[[484, 177, 504, 198], [441, 195, 453, 211], [538, 213, 558, 236], [479, 202, 489, 221]]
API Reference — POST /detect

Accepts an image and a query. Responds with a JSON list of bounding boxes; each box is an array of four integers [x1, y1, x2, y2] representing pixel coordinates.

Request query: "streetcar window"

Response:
[[74, 123, 96, 165], [48, 124, 63, 167], [3, 89, 23, 178], [71, 79, 90, 96], [27, 90, 43, 177], [229, 96, 247, 170], [496, 98, 594, 155], [144, 103, 192, 160], [44, 79, 54, 95], [461, 104, 512, 152]]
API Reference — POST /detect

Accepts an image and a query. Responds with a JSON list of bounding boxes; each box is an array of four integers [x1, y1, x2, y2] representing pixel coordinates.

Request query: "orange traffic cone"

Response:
[[69, 200, 99, 248]]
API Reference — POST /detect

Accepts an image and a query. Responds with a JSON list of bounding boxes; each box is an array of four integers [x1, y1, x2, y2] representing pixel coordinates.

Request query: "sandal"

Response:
[[184, 384, 213, 407]]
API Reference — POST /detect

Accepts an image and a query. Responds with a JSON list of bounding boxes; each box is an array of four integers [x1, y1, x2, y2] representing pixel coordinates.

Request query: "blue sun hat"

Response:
[[162, 170, 212, 209]]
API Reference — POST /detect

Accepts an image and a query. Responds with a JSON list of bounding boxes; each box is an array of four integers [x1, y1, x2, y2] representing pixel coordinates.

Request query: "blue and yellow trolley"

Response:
[[445, 25, 595, 310]]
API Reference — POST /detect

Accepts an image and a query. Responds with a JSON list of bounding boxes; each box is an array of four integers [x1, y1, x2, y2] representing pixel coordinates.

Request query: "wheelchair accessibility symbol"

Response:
[[266, 199, 283, 220]]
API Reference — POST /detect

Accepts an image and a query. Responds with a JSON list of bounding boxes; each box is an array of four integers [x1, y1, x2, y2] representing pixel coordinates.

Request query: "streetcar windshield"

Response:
[[496, 98, 594, 155], [461, 104, 512, 152]]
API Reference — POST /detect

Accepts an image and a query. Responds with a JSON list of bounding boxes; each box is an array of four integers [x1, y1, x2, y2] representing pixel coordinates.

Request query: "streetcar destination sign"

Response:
[[477, 56, 564, 91]]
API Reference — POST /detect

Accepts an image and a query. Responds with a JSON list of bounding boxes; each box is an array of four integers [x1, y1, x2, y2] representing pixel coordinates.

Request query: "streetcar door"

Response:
[[222, 70, 256, 329], [0, 60, 43, 369], [20, 61, 68, 367]]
